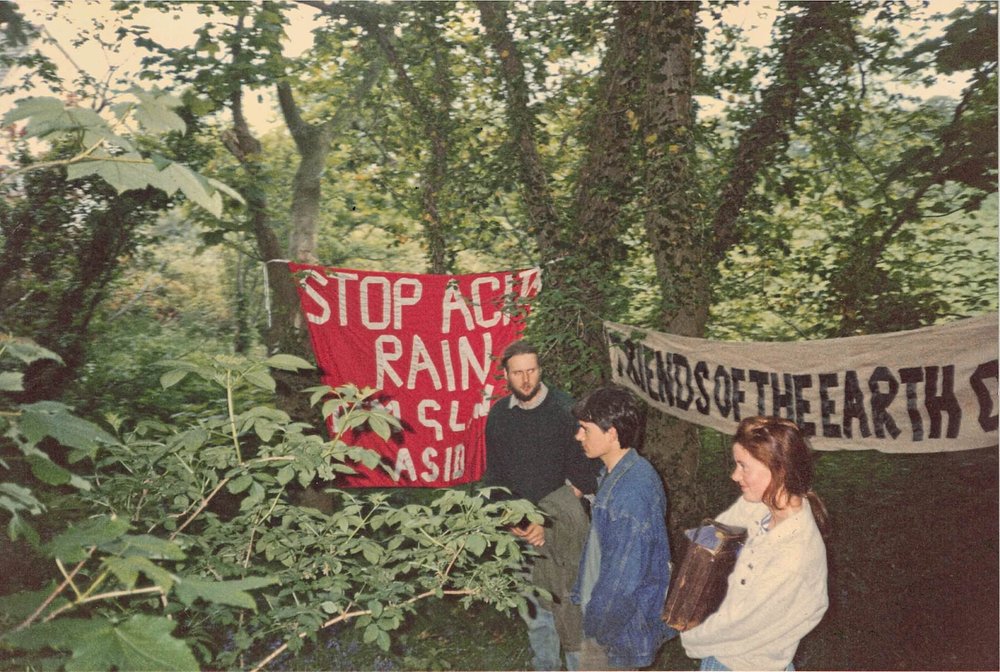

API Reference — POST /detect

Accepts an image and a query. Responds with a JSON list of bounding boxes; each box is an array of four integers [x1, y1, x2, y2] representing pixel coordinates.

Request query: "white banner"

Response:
[[605, 315, 999, 452]]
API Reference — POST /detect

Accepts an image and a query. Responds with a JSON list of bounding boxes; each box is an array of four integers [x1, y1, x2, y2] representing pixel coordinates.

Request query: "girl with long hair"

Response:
[[680, 416, 830, 671]]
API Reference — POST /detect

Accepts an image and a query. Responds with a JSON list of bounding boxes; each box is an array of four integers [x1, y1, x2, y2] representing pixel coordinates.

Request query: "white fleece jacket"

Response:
[[680, 496, 828, 671]]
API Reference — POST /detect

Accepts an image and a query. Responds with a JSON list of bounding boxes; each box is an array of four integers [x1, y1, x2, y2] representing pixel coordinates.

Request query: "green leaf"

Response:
[[0, 370, 23, 391], [0, 584, 68, 623], [361, 542, 382, 564], [227, 474, 253, 494], [306, 384, 335, 407], [348, 447, 382, 470], [103, 534, 186, 561], [276, 465, 295, 486], [25, 453, 72, 486], [243, 368, 276, 392], [1, 97, 105, 139], [0, 336, 62, 365], [0, 483, 45, 515], [367, 414, 392, 440], [465, 533, 488, 557], [263, 354, 314, 371], [174, 576, 277, 611], [66, 157, 162, 193], [180, 427, 209, 451], [7, 513, 40, 545], [155, 161, 223, 216], [3, 615, 199, 671], [254, 420, 276, 442], [43, 515, 130, 563], [321, 399, 343, 421], [80, 125, 135, 153], [1, 96, 64, 126], [205, 176, 246, 205], [103, 556, 175, 591], [19, 401, 118, 454], [159, 369, 188, 388], [131, 90, 187, 134], [297, 467, 317, 488], [240, 482, 266, 510]]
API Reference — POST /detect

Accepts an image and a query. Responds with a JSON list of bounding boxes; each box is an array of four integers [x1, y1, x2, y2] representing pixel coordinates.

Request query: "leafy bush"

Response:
[[1, 340, 538, 670]]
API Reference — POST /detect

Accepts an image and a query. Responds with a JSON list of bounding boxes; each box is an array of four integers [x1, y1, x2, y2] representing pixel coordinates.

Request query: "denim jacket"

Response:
[[571, 449, 675, 668]]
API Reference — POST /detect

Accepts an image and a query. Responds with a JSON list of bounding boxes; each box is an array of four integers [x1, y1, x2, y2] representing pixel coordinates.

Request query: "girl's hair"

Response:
[[735, 416, 831, 537]]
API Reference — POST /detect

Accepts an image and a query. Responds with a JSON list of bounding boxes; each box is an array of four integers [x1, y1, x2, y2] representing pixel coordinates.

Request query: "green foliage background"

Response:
[[0, 1, 996, 670]]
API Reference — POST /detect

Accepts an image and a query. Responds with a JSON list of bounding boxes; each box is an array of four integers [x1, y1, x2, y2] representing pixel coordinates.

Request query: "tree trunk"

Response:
[[224, 84, 318, 421], [224, 11, 385, 420], [478, 1, 644, 392], [636, 2, 859, 527], [341, 3, 455, 273], [476, 1, 561, 253], [278, 81, 333, 266], [632, 1, 707, 528]]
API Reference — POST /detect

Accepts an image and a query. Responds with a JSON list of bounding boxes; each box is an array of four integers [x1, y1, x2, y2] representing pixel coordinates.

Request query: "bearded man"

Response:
[[483, 340, 600, 670]]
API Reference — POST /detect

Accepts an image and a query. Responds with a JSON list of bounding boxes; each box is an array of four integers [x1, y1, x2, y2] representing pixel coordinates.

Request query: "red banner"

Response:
[[289, 264, 541, 487]]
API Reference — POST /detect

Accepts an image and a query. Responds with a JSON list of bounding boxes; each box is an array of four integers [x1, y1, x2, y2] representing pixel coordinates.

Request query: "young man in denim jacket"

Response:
[[571, 385, 676, 669]]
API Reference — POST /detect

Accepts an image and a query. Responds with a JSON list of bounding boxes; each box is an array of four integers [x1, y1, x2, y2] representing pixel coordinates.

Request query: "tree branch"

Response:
[[169, 477, 232, 540], [10, 548, 95, 633], [711, 2, 861, 257]]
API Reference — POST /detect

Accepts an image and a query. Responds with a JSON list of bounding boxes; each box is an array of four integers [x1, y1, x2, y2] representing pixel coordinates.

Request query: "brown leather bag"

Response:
[[662, 519, 747, 631]]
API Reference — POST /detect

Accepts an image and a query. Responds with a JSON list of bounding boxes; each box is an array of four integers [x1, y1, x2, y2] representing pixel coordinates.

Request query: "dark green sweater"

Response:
[[483, 387, 599, 504]]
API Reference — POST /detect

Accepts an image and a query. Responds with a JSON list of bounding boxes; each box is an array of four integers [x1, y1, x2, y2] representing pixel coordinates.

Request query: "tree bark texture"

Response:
[[637, 2, 861, 527], [226, 83, 318, 423], [476, 1, 561, 254], [279, 81, 333, 267], [479, 1, 644, 392], [632, 1, 707, 527]]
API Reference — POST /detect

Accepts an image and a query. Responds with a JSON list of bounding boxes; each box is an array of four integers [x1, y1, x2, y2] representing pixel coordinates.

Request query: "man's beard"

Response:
[[511, 382, 542, 403]]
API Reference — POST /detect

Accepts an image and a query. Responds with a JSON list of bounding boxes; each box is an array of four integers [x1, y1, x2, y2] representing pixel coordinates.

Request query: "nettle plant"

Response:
[[0, 340, 539, 670]]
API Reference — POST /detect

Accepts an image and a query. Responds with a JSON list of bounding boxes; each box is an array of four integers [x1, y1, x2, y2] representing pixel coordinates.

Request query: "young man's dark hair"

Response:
[[572, 385, 647, 451], [500, 339, 539, 369]]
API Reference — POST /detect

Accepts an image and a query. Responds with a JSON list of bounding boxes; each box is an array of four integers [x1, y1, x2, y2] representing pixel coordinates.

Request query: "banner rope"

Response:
[[262, 259, 292, 329]]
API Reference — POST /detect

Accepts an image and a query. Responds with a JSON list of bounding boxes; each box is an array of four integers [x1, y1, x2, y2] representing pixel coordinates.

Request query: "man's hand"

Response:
[[511, 521, 546, 547]]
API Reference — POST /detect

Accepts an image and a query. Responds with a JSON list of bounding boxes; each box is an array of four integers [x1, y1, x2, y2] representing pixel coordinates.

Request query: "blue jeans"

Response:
[[700, 656, 795, 671], [521, 595, 580, 670]]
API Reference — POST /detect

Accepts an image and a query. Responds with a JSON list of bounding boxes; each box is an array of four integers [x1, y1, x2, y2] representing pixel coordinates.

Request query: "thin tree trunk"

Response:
[[223, 10, 385, 419], [329, 2, 454, 273], [280, 81, 332, 267], [224, 78, 316, 421], [476, 1, 560, 254]]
